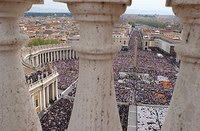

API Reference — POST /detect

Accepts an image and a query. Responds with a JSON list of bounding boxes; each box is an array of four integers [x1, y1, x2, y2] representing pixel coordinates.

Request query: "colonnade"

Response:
[[40, 80, 58, 110], [28, 49, 77, 67], [29, 73, 59, 112]]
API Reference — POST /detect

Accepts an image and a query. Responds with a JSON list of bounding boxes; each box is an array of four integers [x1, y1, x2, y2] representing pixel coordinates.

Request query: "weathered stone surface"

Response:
[[162, 4, 200, 131], [0, 1, 42, 131], [55, 0, 131, 5], [166, 0, 200, 6], [0, 0, 43, 3], [53, 0, 131, 131]]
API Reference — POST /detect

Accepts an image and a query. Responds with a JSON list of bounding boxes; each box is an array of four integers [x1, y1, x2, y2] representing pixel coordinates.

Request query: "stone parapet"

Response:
[[0, 0, 43, 131], [166, 0, 200, 6], [162, 2, 200, 131], [28, 71, 59, 92], [54, 0, 131, 131]]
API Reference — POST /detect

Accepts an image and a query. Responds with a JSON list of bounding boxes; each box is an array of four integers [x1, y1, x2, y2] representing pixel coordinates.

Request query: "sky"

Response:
[[29, 0, 174, 15]]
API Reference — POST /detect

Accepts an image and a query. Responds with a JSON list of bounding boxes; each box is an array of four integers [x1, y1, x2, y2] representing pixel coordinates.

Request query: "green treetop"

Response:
[[28, 38, 60, 47]]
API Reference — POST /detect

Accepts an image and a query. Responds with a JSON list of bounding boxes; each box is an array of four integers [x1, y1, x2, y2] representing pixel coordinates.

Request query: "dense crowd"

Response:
[[112, 31, 177, 105], [134, 67, 175, 105], [40, 99, 73, 131], [40, 30, 177, 131], [68, 88, 76, 97], [53, 59, 79, 90], [25, 69, 52, 84], [134, 31, 177, 105], [118, 105, 129, 131], [41, 98, 129, 131], [137, 49, 175, 71]]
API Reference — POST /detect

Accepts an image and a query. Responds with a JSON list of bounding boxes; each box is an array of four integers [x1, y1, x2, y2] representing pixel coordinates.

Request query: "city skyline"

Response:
[[29, 0, 174, 15]]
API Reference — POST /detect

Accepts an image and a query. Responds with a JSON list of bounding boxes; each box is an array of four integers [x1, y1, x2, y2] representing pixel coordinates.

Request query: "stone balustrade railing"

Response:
[[54, 0, 131, 131], [21, 43, 71, 59], [28, 71, 59, 92], [0, 0, 43, 130], [161, 1, 200, 131]]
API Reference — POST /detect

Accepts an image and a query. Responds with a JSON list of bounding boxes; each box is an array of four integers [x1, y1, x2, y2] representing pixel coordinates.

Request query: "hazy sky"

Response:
[[30, 0, 174, 15]]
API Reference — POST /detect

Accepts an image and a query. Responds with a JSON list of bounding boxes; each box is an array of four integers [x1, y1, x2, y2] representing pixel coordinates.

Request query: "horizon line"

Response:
[[26, 12, 175, 16]]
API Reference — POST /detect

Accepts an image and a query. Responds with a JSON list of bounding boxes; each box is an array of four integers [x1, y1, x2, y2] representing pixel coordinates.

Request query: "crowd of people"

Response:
[[137, 49, 176, 72], [68, 88, 76, 97], [53, 59, 79, 90], [40, 98, 74, 131], [133, 31, 177, 105], [25, 69, 52, 84], [118, 105, 129, 131], [113, 30, 177, 106], [134, 67, 175, 105], [40, 30, 177, 131]]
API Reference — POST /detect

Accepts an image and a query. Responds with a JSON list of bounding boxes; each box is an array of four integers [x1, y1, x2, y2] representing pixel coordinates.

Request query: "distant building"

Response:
[[141, 25, 181, 63], [43, 30, 53, 35], [113, 23, 131, 51], [113, 33, 130, 51]]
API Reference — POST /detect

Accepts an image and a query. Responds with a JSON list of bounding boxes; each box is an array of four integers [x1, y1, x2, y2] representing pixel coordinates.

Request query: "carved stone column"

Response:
[[55, 79, 58, 99], [43, 87, 46, 109], [52, 82, 55, 100], [0, 0, 42, 131], [46, 85, 49, 106], [54, 0, 131, 130], [162, 1, 200, 131]]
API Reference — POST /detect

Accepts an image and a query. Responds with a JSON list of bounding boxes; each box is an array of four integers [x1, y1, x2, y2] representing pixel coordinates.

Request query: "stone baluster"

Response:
[[162, 1, 200, 131], [0, 0, 42, 131], [54, 0, 131, 130]]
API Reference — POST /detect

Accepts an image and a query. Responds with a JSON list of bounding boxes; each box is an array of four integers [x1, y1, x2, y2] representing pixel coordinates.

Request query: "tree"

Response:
[[129, 19, 167, 29], [28, 38, 59, 47]]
